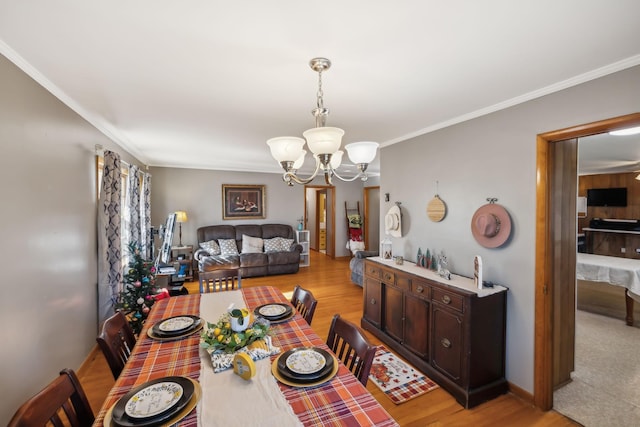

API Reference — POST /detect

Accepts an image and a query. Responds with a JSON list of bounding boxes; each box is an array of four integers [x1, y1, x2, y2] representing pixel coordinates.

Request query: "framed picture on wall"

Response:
[[222, 184, 266, 219]]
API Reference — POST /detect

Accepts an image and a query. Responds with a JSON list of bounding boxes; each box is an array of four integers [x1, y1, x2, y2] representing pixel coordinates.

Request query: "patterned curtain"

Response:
[[97, 150, 122, 326], [141, 172, 152, 259], [127, 165, 142, 244]]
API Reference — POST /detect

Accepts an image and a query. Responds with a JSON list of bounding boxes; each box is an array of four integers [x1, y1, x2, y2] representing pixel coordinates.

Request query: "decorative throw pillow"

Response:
[[278, 238, 294, 251], [218, 239, 239, 256], [199, 239, 221, 256], [263, 237, 281, 253], [241, 234, 264, 254]]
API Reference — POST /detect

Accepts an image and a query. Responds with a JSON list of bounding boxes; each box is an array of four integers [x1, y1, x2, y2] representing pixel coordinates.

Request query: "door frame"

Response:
[[304, 184, 336, 258], [534, 112, 640, 410]]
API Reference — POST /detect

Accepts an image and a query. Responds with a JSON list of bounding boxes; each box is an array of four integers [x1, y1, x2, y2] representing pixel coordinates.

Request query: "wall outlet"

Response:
[[621, 248, 626, 253]]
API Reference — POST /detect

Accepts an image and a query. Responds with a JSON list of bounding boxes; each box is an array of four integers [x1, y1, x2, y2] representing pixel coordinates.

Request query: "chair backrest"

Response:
[[96, 311, 137, 379], [8, 368, 95, 427], [199, 268, 242, 293], [291, 285, 318, 325], [326, 314, 377, 386]]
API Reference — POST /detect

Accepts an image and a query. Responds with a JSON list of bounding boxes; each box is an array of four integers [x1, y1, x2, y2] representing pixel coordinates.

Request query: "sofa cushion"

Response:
[[200, 239, 221, 256], [241, 234, 264, 254], [219, 238, 239, 256]]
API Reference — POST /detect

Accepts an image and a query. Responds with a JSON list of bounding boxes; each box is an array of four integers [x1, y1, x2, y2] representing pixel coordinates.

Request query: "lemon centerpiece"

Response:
[[201, 311, 270, 354]]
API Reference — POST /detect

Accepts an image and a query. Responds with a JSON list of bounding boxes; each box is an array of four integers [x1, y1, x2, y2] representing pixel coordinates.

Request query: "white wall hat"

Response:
[[384, 205, 402, 237]]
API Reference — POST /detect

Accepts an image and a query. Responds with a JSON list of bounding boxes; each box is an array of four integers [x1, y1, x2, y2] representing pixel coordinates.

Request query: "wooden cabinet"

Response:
[[362, 257, 508, 408]]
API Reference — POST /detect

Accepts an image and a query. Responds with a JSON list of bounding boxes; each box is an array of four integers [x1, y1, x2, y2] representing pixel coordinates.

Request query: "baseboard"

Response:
[[508, 381, 534, 405], [77, 344, 101, 378]]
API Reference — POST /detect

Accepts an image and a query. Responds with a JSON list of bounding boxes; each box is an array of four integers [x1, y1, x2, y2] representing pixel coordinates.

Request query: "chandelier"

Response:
[[267, 58, 379, 186]]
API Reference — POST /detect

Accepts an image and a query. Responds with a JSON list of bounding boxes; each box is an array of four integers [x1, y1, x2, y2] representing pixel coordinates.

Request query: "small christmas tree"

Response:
[[115, 241, 159, 335]]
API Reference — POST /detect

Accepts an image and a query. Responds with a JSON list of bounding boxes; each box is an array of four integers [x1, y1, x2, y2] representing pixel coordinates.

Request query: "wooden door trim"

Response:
[[534, 112, 640, 410], [363, 186, 380, 251], [304, 184, 336, 258]]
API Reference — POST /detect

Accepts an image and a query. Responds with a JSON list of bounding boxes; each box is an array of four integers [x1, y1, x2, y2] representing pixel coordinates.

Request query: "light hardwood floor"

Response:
[[79, 251, 578, 426]]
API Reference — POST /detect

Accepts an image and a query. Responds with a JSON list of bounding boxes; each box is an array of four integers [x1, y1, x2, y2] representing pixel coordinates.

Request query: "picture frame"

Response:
[[222, 184, 266, 220]]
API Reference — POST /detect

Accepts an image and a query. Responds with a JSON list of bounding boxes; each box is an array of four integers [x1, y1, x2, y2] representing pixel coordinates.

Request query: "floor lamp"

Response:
[[175, 211, 188, 247]]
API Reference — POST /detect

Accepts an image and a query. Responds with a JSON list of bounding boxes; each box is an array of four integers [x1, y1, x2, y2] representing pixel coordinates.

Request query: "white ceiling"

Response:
[[1, 1, 640, 177]]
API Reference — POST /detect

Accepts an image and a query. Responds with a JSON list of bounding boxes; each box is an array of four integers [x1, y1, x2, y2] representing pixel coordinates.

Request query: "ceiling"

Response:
[[1, 1, 640, 177]]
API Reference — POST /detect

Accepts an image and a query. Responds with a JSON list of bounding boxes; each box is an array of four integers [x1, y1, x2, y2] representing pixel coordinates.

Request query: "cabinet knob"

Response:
[[416, 285, 424, 293], [442, 295, 451, 304], [441, 338, 451, 348], [370, 298, 377, 305], [384, 274, 392, 281]]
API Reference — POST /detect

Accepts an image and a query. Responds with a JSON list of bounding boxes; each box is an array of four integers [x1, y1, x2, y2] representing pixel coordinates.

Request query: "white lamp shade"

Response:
[[267, 137, 305, 162], [314, 150, 343, 170], [345, 141, 379, 164], [302, 127, 344, 155], [292, 150, 307, 170]]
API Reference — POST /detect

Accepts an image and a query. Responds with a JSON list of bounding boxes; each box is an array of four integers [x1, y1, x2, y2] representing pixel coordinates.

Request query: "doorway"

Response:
[[534, 112, 640, 409], [305, 185, 336, 258]]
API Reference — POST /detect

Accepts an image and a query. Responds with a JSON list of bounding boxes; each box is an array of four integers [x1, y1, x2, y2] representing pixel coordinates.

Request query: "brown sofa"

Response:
[[194, 224, 303, 278]]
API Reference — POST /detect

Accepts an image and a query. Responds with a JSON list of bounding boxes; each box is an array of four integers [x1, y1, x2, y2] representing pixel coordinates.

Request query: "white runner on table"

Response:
[[577, 253, 640, 294], [197, 290, 302, 427]]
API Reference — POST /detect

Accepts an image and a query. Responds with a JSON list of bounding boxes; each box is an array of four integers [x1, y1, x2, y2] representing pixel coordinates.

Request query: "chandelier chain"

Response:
[[316, 69, 324, 110]]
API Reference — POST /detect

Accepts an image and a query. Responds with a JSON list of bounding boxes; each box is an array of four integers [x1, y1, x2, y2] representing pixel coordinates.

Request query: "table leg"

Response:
[[625, 290, 634, 326]]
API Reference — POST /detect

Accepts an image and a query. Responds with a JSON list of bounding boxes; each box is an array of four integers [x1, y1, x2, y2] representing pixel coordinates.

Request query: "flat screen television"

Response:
[[586, 187, 627, 207], [158, 213, 176, 264]]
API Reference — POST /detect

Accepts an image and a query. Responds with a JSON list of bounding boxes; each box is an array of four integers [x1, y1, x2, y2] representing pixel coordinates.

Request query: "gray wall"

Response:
[[0, 54, 144, 424], [1, 44, 637, 422], [379, 65, 640, 394], [149, 166, 365, 258]]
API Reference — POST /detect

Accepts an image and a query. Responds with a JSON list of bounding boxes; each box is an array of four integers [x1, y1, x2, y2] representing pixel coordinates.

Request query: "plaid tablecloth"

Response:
[[94, 286, 397, 427]]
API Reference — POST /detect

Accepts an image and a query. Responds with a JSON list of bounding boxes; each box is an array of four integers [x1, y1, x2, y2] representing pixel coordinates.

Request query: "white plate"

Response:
[[158, 316, 195, 332], [258, 304, 287, 317], [285, 349, 326, 375], [124, 381, 184, 419]]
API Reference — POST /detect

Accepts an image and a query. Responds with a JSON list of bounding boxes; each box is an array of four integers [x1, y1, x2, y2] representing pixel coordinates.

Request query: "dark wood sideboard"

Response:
[[361, 257, 508, 408]]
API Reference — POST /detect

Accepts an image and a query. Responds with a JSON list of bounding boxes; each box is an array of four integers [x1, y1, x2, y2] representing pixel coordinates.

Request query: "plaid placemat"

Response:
[[369, 346, 439, 404], [94, 294, 202, 427]]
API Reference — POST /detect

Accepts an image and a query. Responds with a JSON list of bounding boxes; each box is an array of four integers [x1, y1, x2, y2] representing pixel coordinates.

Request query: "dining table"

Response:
[[93, 286, 398, 427]]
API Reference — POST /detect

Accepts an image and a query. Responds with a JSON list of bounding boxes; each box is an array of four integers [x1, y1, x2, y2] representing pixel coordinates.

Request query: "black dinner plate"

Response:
[[277, 347, 334, 383], [151, 315, 201, 337], [111, 376, 195, 427], [254, 303, 293, 321]]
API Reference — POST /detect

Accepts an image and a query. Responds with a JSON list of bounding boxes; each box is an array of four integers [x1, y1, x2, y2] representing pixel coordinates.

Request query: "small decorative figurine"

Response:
[[438, 251, 451, 280], [474, 255, 483, 289]]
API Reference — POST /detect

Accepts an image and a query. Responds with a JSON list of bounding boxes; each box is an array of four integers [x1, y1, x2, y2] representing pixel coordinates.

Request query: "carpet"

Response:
[[368, 346, 439, 404]]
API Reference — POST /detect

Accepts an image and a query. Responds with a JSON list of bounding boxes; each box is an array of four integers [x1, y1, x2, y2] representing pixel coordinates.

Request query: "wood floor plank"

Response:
[[80, 251, 578, 426]]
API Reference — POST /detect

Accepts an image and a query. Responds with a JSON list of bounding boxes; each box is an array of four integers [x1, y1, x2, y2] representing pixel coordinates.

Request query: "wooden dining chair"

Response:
[[290, 285, 318, 325], [199, 268, 242, 293], [326, 314, 377, 386], [96, 311, 137, 379], [7, 368, 95, 427]]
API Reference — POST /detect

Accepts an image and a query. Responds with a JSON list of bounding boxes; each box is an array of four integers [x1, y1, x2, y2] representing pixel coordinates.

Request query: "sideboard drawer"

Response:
[[365, 263, 382, 279], [433, 288, 464, 312], [411, 278, 431, 299], [380, 267, 395, 284]]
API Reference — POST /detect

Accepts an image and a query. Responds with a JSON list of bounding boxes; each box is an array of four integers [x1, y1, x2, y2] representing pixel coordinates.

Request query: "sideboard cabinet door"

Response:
[[363, 277, 382, 328], [431, 305, 464, 384]]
